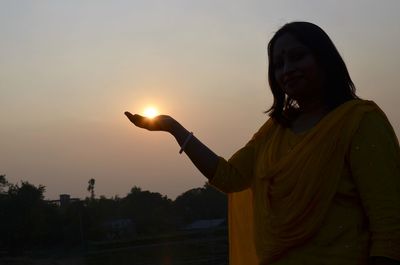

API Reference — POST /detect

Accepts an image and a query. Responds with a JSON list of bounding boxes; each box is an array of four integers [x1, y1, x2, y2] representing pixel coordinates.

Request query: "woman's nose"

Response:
[[282, 61, 295, 74]]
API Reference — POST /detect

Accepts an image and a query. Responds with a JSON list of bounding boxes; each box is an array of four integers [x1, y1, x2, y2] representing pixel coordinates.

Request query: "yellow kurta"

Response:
[[210, 100, 400, 264]]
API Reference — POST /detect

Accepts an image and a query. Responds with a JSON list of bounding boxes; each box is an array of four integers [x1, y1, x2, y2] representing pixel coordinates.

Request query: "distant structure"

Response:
[[59, 194, 71, 207], [183, 218, 226, 231], [46, 194, 81, 207]]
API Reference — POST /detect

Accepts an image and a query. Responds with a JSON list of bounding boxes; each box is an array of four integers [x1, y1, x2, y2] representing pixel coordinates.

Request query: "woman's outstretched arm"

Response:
[[124, 112, 219, 180]]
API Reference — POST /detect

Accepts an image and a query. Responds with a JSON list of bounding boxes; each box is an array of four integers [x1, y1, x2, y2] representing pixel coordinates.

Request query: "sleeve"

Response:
[[210, 120, 271, 193], [210, 145, 255, 193], [349, 109, 400, 261]]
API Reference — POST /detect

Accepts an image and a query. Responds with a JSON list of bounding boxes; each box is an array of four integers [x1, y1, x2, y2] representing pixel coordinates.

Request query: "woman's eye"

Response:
[[274, 60, 283, 69], [290, 52, 305, 61]]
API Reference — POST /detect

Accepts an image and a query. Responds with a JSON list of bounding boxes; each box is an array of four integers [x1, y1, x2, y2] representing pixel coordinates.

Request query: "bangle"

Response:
[[179, 132, 193, 154]]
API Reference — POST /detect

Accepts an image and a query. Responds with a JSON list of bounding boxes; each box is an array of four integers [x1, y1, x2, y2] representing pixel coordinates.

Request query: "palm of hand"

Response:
[[124, 112, 174, 132]]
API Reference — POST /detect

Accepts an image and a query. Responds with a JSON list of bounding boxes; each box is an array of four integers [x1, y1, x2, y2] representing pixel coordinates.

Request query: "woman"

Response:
[[125, 22, 400, 265]]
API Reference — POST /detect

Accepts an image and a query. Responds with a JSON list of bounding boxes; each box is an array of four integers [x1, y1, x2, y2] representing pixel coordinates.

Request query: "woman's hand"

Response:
[[124, 112, 177, 133], [124, 111, 219, 180]]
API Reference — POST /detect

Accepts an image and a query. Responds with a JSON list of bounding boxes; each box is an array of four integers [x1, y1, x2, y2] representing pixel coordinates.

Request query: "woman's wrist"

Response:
[[166, 118, 180, 134], [168, 120, 188, 141]]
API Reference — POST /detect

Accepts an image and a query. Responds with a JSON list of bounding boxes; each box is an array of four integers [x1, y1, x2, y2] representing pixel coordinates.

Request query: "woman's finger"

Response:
[[124, 112, 149, 128], [124, 111, 137, 124]]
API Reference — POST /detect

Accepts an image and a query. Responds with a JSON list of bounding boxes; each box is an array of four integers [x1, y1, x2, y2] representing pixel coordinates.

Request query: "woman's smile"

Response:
[[283, 75, 303, 87]]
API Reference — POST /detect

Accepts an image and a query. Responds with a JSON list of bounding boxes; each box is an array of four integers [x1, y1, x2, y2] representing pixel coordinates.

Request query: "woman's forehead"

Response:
[[272, 34, 308, 57]]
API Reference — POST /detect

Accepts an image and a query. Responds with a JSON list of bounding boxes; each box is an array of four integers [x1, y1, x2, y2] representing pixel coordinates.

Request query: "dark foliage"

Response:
[[0, 175, 227, 255], [174, 183, 227, 224]]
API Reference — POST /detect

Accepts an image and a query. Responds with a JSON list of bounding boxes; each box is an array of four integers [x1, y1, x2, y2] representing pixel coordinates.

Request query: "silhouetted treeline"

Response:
[[0, 175, 227, 255]]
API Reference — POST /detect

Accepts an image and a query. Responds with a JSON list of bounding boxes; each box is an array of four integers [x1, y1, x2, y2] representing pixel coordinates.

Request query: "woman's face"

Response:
[[272, 33, 325, 105]]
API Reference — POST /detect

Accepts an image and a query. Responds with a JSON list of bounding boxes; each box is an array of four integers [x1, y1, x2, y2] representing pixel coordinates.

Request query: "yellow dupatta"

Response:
[[228, 100, 379, 264]]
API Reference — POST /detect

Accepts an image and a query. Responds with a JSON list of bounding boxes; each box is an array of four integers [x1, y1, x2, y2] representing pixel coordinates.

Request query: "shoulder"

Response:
[[336, 99, 392, 132], [353, 102, 399, 147], [356, 101, 394, 133], [250, 118, 276, 142]]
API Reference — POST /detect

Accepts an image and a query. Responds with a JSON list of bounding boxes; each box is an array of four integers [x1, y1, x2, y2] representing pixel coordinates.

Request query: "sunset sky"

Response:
[[1, 0, 399, 200]]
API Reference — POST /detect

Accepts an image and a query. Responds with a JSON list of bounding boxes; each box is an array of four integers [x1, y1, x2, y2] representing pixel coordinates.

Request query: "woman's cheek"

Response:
[[274, 71, 284, 88]]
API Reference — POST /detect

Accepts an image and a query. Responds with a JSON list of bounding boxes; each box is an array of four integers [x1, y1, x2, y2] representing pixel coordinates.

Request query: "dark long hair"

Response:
[[266, 21, 358, 126]]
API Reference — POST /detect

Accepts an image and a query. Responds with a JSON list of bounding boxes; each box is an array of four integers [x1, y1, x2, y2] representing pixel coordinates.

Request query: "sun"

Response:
[[143, 106, 159, 119]]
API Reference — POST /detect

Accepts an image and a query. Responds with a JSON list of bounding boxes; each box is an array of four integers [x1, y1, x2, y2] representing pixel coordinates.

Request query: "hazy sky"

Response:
[[1, 0, 399, 200]]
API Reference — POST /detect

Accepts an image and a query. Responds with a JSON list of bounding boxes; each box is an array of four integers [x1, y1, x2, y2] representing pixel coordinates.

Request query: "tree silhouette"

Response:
[[0, 174, 9, 194], [119, 186, 174, 235], [1, 181, 57, 254], [87, 178, 95, 199], [174, 183, 227, 223], [0, 176, 228, 255]]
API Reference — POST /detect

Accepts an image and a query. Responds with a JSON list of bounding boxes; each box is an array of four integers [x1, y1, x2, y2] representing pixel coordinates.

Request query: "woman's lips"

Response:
[[284, 76, 302, 87]]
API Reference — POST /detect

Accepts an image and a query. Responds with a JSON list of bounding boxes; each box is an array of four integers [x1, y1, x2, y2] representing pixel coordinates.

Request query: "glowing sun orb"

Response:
[[143, 106, 159, 119]]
